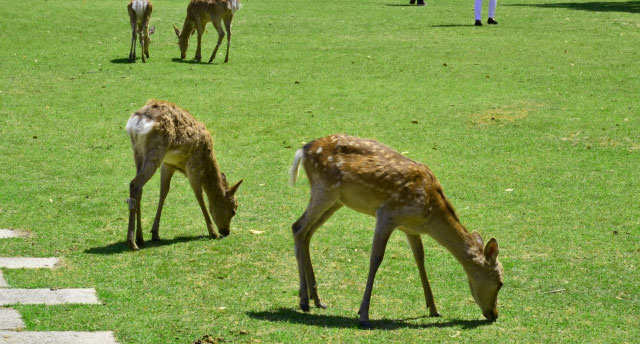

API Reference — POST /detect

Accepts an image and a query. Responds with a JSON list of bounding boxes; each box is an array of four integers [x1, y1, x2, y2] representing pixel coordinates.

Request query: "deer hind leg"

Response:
[[185, 167, 219, 239], [129, 16, 137, 61], [292, 185, 340, 311], [128, 149, 165, 250], [138, 22, 146, 63], [142, 19, 150, 59], [151, 163, 175, 241], [358, 211, 396, 328], [406, 234, 441, 317], [208, 16, 225, 63], [223, 13, 232, 63]]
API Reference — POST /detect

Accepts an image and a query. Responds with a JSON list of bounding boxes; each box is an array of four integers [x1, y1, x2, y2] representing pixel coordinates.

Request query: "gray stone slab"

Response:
[[0, 331, 118, 344], [0, 230, 27, 239], [0, 258, 59, 269], [0, 308, 24, 330], [0, 271, 6, 288], [0, 289, 100, 306]]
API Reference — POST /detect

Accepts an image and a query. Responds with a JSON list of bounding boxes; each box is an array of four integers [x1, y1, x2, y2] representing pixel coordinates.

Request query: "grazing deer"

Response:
[[125, 100, 243, 251], [127, 0, 154, 62], [289, 134, 504, 328], [173, 0, 241, 63]]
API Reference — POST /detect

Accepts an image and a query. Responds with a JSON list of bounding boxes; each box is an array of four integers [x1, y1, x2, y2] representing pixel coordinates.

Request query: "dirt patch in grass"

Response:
[[471, 108, 529, 127]]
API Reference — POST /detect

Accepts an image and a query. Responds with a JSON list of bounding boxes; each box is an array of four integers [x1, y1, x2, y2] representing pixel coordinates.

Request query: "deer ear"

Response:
[[226, 179, 243, 197], [471, 231, 484, 248], [484, 238, 499, 263], [173, 24, 181, 37]]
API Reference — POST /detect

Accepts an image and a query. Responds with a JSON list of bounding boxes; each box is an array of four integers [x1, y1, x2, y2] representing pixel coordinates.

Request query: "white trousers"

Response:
[[474, 0, 497, 20]]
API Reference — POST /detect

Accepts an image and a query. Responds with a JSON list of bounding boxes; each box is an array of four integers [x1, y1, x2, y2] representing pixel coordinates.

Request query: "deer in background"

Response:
[[289, 134, 504, 328], [173, 0, 241, 63], [127, 0, 154, 62], [125, 100, 243, 251]]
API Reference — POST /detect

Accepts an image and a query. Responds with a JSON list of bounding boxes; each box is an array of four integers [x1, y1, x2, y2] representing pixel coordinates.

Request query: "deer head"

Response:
[[210, 174, 243, 236], [468, 232, 503, 321], [173, 24, 191, 59]]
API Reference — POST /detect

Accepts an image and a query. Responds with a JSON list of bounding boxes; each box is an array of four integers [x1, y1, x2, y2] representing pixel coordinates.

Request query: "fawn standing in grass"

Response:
[[173, 0, 241, 63], [127, 0, 153, 62], [125, 100, 243, 251], [290, 134, 504, 328]]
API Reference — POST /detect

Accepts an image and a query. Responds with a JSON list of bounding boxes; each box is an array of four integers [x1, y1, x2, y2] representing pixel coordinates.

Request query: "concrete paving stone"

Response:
[[0, 258, 59, 269], [0, 230, 27, 239], [0, 331, 118, 344], [0, 308, 24, 330], [0, 289, 100, 306]]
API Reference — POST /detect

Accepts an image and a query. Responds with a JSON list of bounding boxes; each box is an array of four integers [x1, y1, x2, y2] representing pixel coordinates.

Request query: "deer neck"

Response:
[[179, 18, 194, 41], [200, 153, 227, 202], [423, 214, 484, 274]]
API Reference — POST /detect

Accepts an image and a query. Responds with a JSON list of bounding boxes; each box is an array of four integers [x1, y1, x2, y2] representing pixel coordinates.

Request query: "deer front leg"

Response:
[[186, 168, 219, 239], [208, 18, 225, 63], [223, 14, 232, 63], [151, 164, 175, 241], [406, 234, 441, 317], [358, 213, 395, 329], [194, 18, 204, 61]]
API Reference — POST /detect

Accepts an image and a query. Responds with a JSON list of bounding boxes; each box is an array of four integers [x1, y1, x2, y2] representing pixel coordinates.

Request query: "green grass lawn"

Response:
[[0, 0, 638, 342]]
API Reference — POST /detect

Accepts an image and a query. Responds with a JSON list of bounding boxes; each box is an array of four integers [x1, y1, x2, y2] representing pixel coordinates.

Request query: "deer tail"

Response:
[[227, 0, 242, 13], [289, 149, 304, 186]]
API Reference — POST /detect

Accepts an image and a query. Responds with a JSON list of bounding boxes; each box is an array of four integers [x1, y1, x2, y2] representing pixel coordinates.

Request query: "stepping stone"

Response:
[[0, 289, 100, 306], [0, 308, 24, 330], [0, 258, 59, 269], [0, 331, 118, 344], [0, 230, 27, 239]]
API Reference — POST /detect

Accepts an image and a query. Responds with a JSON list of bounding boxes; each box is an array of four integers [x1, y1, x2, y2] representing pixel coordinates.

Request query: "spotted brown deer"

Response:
[[125, 100, 243, 251], [173, 0, 241, 63], [289, 134, 504, 328], [127, 0, 154, 62]]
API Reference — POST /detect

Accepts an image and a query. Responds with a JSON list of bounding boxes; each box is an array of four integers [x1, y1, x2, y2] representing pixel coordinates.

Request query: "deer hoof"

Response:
[[128, 241, 140, 251], [315, 301, 327, 309], [430, 312, 442, 317], [300, 303, 310, 312], [358, 320, 372, 329], [151, 232, 160, 242], [136, 238, 145, 246]]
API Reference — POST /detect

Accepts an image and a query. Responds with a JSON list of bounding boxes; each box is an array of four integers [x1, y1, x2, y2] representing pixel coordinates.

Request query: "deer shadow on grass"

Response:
[[247, 307, 490, 330], [170, 58, 223, 65], [110, 58, 135, 64], [84, 235, 209, 255], [507, 1, 640, 13]]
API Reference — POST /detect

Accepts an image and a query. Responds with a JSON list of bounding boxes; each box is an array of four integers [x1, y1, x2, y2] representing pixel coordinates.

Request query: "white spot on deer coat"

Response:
[[316, 147, 323, 154]]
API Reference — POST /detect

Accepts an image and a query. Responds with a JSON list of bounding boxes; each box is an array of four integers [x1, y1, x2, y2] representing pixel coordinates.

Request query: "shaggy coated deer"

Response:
[[173, 0, 241, 63], [290, 134, 504, 328], [125, 100, 243, 251], [127, 0, 153, 62]]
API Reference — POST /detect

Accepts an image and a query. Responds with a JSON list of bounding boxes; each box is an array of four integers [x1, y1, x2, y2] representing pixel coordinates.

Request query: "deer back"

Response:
[[297, 135, 454, 219]]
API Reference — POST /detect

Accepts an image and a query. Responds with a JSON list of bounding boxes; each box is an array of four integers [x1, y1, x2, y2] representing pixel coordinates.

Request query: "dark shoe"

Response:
[[416, 0, 425, 5], [475, 20, 482, 26], [488, 18, 498, 24]]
